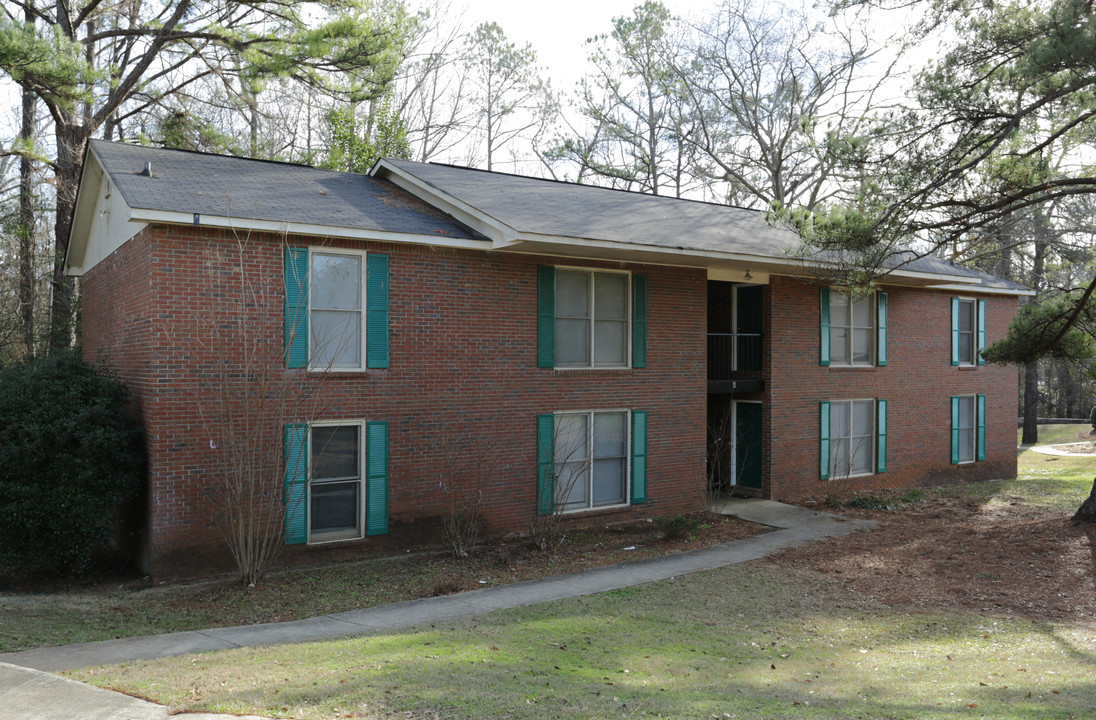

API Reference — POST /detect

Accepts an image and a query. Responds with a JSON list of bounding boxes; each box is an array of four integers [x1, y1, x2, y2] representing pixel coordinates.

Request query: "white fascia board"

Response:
[[924, 282, 1035, 297], [372, 159, 519, 247], [509, 232, 983, 286], [127, 208, 495, 251]]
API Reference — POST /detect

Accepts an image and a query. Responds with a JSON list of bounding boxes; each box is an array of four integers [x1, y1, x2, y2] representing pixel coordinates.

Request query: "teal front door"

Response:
[[735, 402, 763, 490]]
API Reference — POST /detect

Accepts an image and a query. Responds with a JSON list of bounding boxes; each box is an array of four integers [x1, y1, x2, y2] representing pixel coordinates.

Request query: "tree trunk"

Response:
[[48, 122, 91, 352], [1021, 361, 1039, 444], [1073, 478, 1096, 523], [18, 73, 36, 357]]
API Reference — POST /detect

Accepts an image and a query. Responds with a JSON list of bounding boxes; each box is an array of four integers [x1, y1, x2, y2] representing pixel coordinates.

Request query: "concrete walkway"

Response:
[[1, 499, 873, 719]]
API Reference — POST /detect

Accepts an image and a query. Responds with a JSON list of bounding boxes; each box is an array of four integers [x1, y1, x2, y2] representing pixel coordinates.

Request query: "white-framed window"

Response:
[[555, 269, 630, 368], [955, 298, 976, 365], [309, 422, 365, 542], [310, 249, 367, 370], [829, 291, 874, 365], [553, 410, 630, 511], [828, 399, 875, 478], [951, 394, 983, 464]]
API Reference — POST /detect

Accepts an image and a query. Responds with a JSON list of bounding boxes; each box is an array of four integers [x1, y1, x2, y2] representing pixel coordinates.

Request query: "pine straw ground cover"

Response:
[[63, 441, 1096, 720], [0, 512, 761, 653]]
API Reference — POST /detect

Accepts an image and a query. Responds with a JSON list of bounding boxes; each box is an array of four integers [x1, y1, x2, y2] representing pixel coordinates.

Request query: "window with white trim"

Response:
[[828, 399, 875, 478], [955, 298, 976, 365], [553, 410, 629, 510], [311, 251, 366, 370], [555, 269, 630, 368], [310, 423, 364, 542], [830, 292, 874, 365]]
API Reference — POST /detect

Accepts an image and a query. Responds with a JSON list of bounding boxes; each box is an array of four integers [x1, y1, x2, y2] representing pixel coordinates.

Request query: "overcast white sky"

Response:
[[430, 0, 715, 90]]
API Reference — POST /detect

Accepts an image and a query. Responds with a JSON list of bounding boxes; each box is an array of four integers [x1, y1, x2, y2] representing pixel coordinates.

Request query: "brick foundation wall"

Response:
[[83, 226, 708, 579], [763, 276, 1019, 499]]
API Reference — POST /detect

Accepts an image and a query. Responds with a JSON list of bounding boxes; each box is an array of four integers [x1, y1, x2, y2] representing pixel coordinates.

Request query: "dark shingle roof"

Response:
[[89, 140, 482, 240], [379, 158, 799, 256], [379, 159, 1029, 292]]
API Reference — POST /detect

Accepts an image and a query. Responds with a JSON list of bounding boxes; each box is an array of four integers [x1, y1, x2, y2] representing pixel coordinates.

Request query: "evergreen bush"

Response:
[[0, 352, 144, 574]]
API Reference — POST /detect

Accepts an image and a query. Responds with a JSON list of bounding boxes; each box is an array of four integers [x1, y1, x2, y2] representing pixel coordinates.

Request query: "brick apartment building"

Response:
[[66, 141, 1029, 578]]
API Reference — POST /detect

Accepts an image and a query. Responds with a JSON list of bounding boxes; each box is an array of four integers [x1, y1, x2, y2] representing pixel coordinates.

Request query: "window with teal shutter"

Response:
[[876, 293, 888, 366], [537, 267, 555, 368], [977, 395, 986, 461], [284, 424, 308, 544], [366, 254, 390, 369], [977, 299, 987, 365], [950, 396, 961, 463], [819, 288, 831, 366], [951, 297, 961, 365], [632, 275, 648, 368], [536, 414, 555, 514], [366, 421, 389, 535], [819, 401, 830, 480], [876, 399, 887, 473], [285, 248, 309, 369], [631, 410, 648, 504], [540, 267, 639, 369]]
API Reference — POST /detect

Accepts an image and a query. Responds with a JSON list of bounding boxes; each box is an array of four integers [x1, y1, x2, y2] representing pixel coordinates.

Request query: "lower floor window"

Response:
[[554, 410, 629, 511], [828, 399, 875, 478], [310, 423, 364, 542], [951, 394, 985, 464]]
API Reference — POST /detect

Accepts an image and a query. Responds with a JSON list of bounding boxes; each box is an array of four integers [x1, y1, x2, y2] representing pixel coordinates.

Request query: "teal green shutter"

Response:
[[536, 414, 555, 514], [366, 254, 390, 369], [876, 292, 888, 366], [632, 274, 648, 368], [631, 410, 648, 504], [537, 267, 555, 368], [366, 421, 389, 535], [285, 248, 309, 369], [284, 424, 308, 544], [977, 299, 987, 365], [819, 401, 831, 480], [951, 297, 960, 365], [819, 287, 831, 366], [876, 399, 887, 473], [950, 396, 960, 464], [977, 395, 986, 461]]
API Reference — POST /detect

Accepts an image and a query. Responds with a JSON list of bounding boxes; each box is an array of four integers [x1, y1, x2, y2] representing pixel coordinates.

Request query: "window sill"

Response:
[[956, 364, 981, 371], [559, 501, 630, 515], [308, 531, 364, 545], [826, 364, 878, 370]]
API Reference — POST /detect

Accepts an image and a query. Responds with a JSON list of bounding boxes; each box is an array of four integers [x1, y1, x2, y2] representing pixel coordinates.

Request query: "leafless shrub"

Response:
[[437, 423, 501, 559], [527, 419, 587, 552], [182, 231, 333, 586]]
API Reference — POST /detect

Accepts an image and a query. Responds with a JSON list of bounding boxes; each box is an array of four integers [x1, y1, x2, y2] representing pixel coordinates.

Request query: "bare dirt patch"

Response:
[[766, 492, 1096, 621]]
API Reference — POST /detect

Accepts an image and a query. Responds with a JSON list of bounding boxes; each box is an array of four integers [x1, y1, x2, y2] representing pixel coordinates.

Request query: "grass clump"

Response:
[[657, 514, 703, 540], [844, 489, 924, 511]]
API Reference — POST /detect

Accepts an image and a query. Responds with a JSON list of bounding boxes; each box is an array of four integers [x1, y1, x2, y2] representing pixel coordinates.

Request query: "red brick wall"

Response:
[[763, 276, 1019, 499], [82, 226, 708, 579]]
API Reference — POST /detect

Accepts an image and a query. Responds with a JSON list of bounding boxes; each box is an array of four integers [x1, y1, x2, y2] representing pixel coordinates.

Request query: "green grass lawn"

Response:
[[70, 562, 1096, 720], [1017, 422, 1091, 447], [62, 425, 1096, 720]]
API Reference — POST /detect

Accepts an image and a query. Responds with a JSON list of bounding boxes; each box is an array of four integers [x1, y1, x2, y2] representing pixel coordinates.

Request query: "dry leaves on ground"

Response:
[[766, 492, 1096, 622]]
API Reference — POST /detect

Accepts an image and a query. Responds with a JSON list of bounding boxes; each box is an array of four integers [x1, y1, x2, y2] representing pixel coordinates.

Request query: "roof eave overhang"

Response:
[[372, 159, 520, 248], [126, 208, 495, 251], [502, 233, 1028, 293]]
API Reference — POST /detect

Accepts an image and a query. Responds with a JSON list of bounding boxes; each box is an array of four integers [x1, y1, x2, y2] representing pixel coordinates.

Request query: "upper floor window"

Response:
[[284, 247, 389, 371], [537, 266, 647, 370], [820, 288, 887, 367], [311, 252, 365, 369], [952, 297, 986, 366]]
